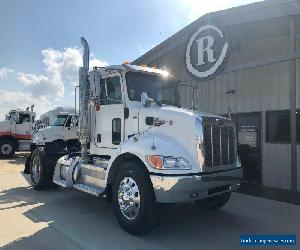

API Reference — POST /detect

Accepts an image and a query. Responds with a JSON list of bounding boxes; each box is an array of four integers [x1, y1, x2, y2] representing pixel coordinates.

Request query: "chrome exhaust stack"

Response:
[[79, 37, 90, 162]]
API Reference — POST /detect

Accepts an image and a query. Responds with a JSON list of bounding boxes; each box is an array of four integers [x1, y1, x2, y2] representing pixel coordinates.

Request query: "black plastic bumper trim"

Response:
[[149, 167, 242, 177]]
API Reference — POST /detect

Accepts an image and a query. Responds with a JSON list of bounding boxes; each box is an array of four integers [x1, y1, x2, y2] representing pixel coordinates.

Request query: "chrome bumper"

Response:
[[150, 167, 242, 203]]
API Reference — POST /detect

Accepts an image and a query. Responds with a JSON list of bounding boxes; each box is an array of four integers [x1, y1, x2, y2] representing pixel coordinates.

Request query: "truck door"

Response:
[[16, 112, 32, 140], [63, 115, 78, 141], [95, 73, 124, 149]]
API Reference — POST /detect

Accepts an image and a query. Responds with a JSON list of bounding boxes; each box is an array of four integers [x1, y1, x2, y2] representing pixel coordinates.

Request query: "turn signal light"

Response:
[[95, 104, 101, 111], [147, 155, 163, 169]]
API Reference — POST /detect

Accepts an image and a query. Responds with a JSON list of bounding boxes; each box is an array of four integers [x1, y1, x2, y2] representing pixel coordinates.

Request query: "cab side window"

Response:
[[17, 113, 30, 124], [64, 116, 72, 127], [99, 76, 122, 105], [106, 76, 122, 104], [100, 79, 107, 105]]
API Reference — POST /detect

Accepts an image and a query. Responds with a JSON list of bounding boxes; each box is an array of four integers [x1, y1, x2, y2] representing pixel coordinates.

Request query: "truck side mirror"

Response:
[[141, 92, 154, 108]]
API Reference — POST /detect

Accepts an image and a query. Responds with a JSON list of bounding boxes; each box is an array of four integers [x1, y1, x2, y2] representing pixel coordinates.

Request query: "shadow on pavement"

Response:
[[2, 225, 82, 250], [0, 179, 259, 250], [2, 152, 30, 166]]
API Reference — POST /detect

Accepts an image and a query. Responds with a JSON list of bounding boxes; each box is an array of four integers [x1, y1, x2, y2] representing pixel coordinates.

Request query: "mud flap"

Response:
[[24, 155, 31, 174]]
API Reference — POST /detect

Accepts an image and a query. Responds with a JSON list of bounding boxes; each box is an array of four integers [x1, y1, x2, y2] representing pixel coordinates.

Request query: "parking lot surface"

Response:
[[0, 153, 299, 250]]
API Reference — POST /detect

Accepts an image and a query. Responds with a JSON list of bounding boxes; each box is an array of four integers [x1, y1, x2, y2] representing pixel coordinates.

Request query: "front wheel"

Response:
[[0, 139, 15, 158], [194, 192, 231, 210], [112, 161, 159, 235], [30, 148, 53, 190]]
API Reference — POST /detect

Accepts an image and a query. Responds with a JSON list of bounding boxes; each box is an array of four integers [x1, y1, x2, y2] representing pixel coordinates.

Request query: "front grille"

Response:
[[203, 124, 235, 167]]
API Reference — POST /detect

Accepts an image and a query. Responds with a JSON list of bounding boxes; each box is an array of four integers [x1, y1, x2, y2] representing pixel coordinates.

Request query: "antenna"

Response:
[[226, 88, 235, 119], [228, 105, 232, 120]]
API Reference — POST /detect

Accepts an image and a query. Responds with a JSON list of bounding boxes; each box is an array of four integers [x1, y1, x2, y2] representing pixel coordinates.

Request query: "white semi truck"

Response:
[[0, 108, 36, 158], [34, 106, 75, 131], [24, 112, 79, 173], [29, 37, 242, 235]]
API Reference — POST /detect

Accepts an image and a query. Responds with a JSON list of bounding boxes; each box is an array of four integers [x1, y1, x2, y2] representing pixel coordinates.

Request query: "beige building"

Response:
[[134, 0, 300, 193]]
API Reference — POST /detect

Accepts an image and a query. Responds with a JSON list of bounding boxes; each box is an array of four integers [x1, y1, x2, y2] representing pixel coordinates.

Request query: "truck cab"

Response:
[[24, 113, 79, 174], [0, 109, 35, 157], [29, 37, 242, 235], [30, 113, 79, 155], [32, 113, 78, 146]]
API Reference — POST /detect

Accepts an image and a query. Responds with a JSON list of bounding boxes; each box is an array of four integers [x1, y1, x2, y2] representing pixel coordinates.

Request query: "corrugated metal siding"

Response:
[[137, 14, 299, 191], [297, 146, 300, 191], [296, 58, 300, 191], [175, 61, 290, 114], [296, 59, 300, 109], [263, 143, 291, 189], [262, 111, 291, 190]]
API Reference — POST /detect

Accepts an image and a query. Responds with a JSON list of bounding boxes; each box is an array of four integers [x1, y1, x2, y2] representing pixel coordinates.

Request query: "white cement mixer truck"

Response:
[[29, 37, 242, 235]]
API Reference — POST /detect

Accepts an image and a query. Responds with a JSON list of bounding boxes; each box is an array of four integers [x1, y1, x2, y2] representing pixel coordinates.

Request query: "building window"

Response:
[[266, 110, 300, 144], [266, 111, 290, 143]]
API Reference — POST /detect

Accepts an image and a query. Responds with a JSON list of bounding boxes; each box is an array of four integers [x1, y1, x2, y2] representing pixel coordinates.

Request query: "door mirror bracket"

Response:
[[141, 92, 155, 108]]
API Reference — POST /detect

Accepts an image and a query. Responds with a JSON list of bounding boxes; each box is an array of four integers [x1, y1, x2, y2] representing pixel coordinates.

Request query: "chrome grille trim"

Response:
[[203, 123, 236, 167]]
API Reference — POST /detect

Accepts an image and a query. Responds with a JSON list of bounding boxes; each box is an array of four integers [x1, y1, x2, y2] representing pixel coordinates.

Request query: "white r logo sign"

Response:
[[186, 24, 229, 79], [196, 36, 216, 65]]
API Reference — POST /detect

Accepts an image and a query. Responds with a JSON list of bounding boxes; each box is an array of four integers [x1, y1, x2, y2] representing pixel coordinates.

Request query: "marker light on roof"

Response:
[[161, 70, 169, 77], [122, 61, 130, 64]]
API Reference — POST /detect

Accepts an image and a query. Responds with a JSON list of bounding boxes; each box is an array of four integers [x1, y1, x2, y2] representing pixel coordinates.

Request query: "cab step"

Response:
[[53, 179, 67, 187], [73, 183, 105, 197]]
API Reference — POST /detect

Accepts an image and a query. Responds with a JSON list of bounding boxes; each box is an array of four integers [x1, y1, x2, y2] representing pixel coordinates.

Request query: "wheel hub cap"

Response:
[[118, 177, 140, 220], [1, 144, 12, 155], [32, 156, 41, 183]]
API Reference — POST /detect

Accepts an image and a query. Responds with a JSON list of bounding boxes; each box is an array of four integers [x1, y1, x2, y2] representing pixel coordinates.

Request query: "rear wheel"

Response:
[[112, 160, 159, 235], [30, 148, 56, 190], [194, 192, 231, 210], [0, 139, 15, 158]]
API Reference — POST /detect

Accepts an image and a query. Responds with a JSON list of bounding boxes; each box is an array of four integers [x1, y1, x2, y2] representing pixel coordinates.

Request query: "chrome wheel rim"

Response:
[[118, 177, 140, 220], [31, 155, 41, 183], [1, 144, 12, 155]]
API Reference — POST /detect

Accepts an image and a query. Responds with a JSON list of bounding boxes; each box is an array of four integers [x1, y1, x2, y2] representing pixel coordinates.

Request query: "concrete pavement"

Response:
[[0, 153, 299, 250]]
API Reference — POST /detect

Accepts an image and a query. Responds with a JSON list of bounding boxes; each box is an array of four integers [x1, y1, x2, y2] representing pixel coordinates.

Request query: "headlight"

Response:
[[147, 155, 192, 170]]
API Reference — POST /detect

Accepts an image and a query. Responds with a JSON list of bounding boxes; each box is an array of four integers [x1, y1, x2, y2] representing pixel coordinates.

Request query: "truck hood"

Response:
[[138, 105, 235, 171], [33, 126, 64, 144], [141, 105, 231, 121]]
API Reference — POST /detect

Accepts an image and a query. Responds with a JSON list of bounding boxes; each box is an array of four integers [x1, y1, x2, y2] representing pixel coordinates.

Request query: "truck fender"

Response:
[[105, 132, 198, 183]]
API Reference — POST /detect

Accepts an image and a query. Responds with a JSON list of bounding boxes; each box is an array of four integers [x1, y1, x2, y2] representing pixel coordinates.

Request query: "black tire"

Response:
[[112, 160, 159, 235], [194, 192, 231, 210], [30, 148, 57, 190], [0, 138, 16, 158]]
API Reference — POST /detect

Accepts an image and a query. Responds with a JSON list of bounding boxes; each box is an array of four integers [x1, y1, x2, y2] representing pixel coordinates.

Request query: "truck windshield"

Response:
[[126, 72, 181, 107], [53, 115, 68, 126]]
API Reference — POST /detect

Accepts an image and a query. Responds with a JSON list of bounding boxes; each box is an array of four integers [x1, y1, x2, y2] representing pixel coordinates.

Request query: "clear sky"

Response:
[[0, 0, 259, 118]]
